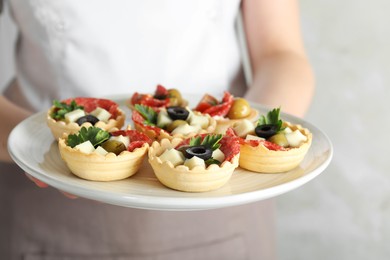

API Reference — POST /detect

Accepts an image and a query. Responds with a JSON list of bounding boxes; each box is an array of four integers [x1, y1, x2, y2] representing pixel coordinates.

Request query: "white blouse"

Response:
[[5, 0, 245, 111]]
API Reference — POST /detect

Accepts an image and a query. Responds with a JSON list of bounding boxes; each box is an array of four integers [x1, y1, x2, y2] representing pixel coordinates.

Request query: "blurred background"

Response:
[[1, 1, 389, 259], [276, 1, 390, 259]]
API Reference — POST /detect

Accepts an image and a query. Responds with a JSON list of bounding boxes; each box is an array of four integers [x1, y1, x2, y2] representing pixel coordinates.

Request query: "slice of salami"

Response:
[[219, 129, 240, 161], [131, 110, 162, 137], [194, 94, 219, 113], [194, 92, 234, 117], [111, 129, 152, 152], [63, 97, 119, 118], [230, 127, 285, 151], [154, 84, 169, 99], [130, 85, 171, 109]]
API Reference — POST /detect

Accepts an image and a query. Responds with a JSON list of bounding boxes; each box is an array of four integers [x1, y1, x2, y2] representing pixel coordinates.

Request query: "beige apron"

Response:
[[0, 162, 275, 260]]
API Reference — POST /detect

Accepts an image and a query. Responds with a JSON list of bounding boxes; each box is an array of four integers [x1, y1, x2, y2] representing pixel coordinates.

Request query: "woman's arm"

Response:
[[0, 95, 32, 162], [242, 0, 315, 117]]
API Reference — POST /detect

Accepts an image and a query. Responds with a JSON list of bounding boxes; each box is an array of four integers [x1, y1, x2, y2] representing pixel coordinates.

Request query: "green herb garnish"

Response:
[[51, 99, 84, 120], [189, 134, 223, 151], [257, 107, 284, 132], [67, 126, 110, 148], [134, 104, 157, 126], [205, 158, 221, 166]]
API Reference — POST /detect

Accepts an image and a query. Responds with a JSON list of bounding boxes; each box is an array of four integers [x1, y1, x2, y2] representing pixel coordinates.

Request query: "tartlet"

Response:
[[233, 108, 312, 173], [47, 97, 125, 139], [148, 133, 240, 192], [58, 127, 152, 181], [194, 91, 258, 134], [128, 84, 188, 110], [132, 105, 216, 141]]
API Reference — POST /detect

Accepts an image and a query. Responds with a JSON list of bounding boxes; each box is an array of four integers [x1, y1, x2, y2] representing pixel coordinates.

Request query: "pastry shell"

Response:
[[148, 138, 239, 192], [133, 111, 217, 141], [239, 122, 312, 173], [214, 108, 258, 134], [58, 136, 148, 181], [47, 107, 125, 140]]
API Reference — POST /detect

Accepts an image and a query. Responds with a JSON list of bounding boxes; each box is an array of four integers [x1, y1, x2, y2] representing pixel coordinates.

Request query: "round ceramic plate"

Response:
[[8, 97, 333, 211]]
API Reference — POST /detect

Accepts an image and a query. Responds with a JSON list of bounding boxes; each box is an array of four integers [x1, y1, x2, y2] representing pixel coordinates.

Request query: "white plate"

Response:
[[8, 97, 332, 211]]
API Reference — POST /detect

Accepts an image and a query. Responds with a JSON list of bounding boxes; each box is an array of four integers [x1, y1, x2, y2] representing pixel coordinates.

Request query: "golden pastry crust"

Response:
[[148, 138, 239, 192], [58, 136, 148, 181], [133, 110, 217, 141], [239, 122, 312, 173], [47, 106, 125, 140], [214, 108, 259, 134]]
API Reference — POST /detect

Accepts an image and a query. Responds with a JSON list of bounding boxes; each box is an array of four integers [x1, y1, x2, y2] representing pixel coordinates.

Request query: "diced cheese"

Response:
[[110, 135, 130, 148], [212, 148, 225, 162], [90, 107, 112, 122], [283, 127, 293, 134], [74, 140, 95, 154], [159, 148, 185, 166], [157, 110, 173, 129], [232, 119, 255, 138], [285, 130, 307, 147], [184, 156, 206, 169], [245, 134, 265, 141], [189, 114, 209, 129], [64, 109, 85, 123], [171, 124, 201, 135], [94, 146, 108, 155]]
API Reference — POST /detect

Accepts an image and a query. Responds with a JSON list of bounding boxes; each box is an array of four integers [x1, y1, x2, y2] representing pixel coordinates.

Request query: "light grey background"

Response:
[[276, 1, 390, 259], [1, 1, 389, 259]]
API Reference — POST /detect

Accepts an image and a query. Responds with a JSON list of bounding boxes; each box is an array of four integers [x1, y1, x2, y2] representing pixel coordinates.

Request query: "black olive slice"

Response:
[[76, 115, 100, 126], [167, 106, 189, 120], [183, 145, 212, 160], [254, 124, 278, 139]]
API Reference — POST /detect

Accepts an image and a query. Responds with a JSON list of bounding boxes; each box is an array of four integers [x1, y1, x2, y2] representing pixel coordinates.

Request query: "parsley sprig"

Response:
[[67, 127, 110, 148], [134, 104, 157, 126], [257, 107, 284, 132], [189, 134, 223, 166], [51, 100, 84, 120], [189, 134, 223, 151]]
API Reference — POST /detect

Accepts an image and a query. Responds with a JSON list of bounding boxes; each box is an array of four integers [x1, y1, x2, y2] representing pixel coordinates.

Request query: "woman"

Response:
[[0, 0, 314, 259]]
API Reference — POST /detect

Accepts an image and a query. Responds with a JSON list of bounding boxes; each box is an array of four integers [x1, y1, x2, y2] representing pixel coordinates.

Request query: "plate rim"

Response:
[[8, 98, 333, 211]]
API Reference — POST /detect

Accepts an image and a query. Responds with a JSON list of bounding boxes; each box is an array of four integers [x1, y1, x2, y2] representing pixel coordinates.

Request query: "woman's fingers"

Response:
[[25, 173, 78, 199], [25, 173, 49, 188], [60, 191, 78, 199]]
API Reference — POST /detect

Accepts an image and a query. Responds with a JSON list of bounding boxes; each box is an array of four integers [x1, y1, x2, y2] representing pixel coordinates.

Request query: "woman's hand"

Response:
[[25, 173, 78, 199]]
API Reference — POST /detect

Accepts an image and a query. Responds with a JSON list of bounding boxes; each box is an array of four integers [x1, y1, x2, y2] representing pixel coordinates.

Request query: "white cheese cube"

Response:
[[65, 109, 85, 123], [171, 124, 201, 135], [189, 114, 209, 129], [232, 119, 255, 138], [157, 110, 173, 129], [90, 107, 112, 122], [285, 129, 307, 147], [74, 140, 95, 154], [282, 127, 293, 134], [184, 156, 206, 169], [212, 148, 225, 163], [94, 146, 108, 155], [110, 135, 130, 148], [245, 134, 265, 141], [159, 148, 185, 166]]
